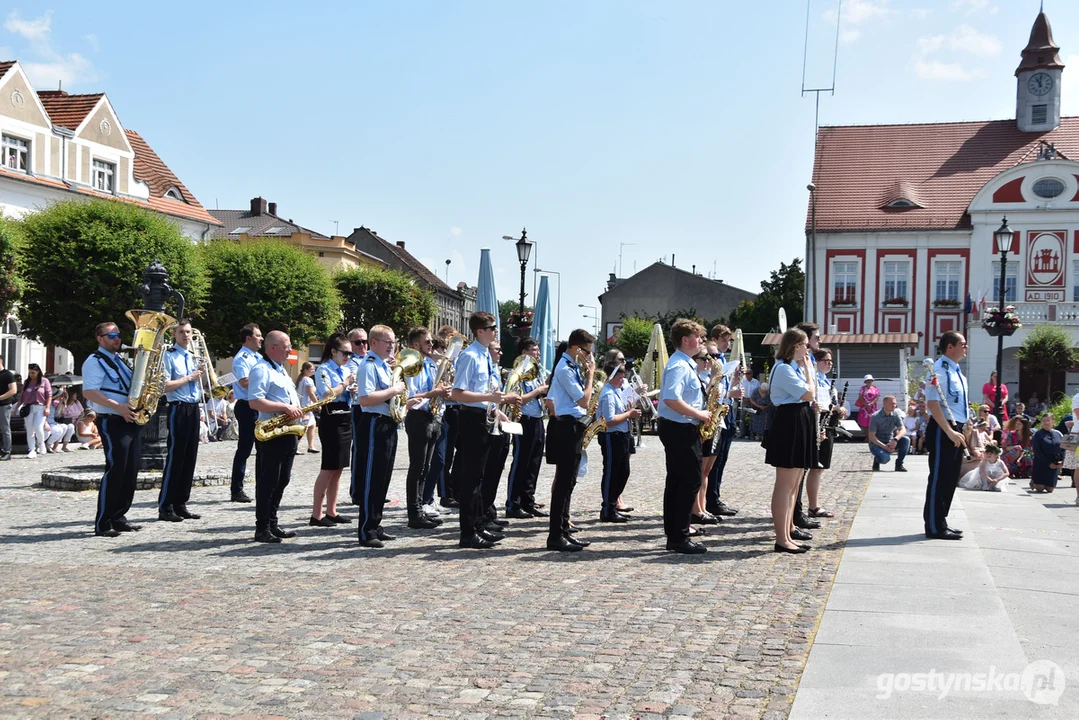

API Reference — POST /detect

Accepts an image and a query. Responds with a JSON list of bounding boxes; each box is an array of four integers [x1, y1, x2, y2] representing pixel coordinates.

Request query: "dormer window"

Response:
[[164, 187, 184, 202], [229, 226, 252, 235], [264, 226, 285, 235], [1032, 177, 1065, 199], [92, 159, 115, 194], [879, 180, 924, 209], [887, 199, 915, 208]]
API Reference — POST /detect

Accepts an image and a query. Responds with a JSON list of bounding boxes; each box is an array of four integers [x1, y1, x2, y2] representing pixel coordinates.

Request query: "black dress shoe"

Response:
[[895, 464, 908, 472], [359, 537, 384, 548], [309, 515, 336, 527], [175, 506, 201, 520], [478, 529, 504, 543], [774, 543, 808, 554], [489, 517, 509, 527], [791, 528, 813, 541], [600, 512, 629, 523], [482, 521, 504, 533], [946, 526, 964, 535], [565, 534, 590, 548], [327, 514, 352, 524], [460, 535, 495, 549], [666, 539, 707, 554], [506, 508, 534, 519], [566, 526, 580, 535], [95, 528, 120, 538], [547, 535, 583, 552], [270, 526, 297, 539], [714, 500, 738, 516], [925, 530, 962, 540], [690, 513, 720, 525], [158, 508, 184, 522], [376, 529, 396, 541], [615, 505, 635, 513], [872, 460, 880, 472], [231, 491, 253, 503], [113, 521, 142, 532], [440, 498, 460, 508], [254, 529, 281, 543], [794, 515, 821, 530], [408, 515, 440, 530], [423, 513, 444, 525], [526, 507, 549, 517]]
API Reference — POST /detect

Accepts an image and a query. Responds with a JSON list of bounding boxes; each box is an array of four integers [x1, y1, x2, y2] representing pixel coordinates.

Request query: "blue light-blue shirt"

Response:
[[357, 351, 394, 417], [452, 342, 496, 410], [231, 346, 260, 401], [924, 356, 969, 423], [315, 358, 351, 407], [769, 361, 812, 406], [598, 382, 629, 432], [716, 352, 733, 408], [248, 358, 300, 422], [82, 348, 133, 416], [164, 345, 200, 403], [408, 356, 438, 412], [815, 371, 834, 407], [549, 353, 587, 419], [658, 350, 704, 424], [520, 377, 544, 418]]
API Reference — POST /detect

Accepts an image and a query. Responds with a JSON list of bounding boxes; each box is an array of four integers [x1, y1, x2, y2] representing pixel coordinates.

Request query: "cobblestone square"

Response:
[[0, 436, 873, 719]]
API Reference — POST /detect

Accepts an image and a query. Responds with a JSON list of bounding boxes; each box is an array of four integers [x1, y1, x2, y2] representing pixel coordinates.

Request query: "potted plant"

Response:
[[882, 297, 909, 308], [933, 298, 961, 309], [982, 305, 1021, 337], [831, 298, 857, 308], [506, 309, 534, 336]]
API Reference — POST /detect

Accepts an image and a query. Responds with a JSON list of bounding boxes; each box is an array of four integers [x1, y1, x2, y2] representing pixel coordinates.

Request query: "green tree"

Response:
[[498, 300, 533, 367], [1017, 325, 1079, 404], [17, 199, 206, 361], [728, 258, 805, 368], [200, 239, 340, 357], [337, 265, 435, 342], [0, 216, 23, 320], [614, 316, 653, 360]]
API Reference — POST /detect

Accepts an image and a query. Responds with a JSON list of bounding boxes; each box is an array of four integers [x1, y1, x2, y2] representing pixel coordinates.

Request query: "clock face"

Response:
[[1029, 72, 1054, 96]]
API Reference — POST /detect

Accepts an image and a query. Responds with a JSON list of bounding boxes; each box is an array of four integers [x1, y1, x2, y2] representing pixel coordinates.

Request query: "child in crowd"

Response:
[[75, 410, 102, 450], [959, 444, 1008, 491]]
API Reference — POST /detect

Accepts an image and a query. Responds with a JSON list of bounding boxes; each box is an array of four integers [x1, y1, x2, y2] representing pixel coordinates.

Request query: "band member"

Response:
[[229, 323, 263, 503], [449, 312, 505, 549], [924, 331, 969, 540], [428, 324, 461, 509], [310, 333, 356, 526], [658, 319, 710, 554], [83, 321, 143, 537], [766, 328, 818, 554], [598, 362, 640, 522], [505, 337, 549, 518], [704, 324, 743, 519], [793, 348, 844, 526], [691, 344, 720, 529], [404, 327, 449, 530], [421, 334, 448, 510], [792, 321, 824, 531], [158, 319, 205, 523], [352, 325, 406, 548], [480, 340, 517, 528], [546, 329, 597, 552]]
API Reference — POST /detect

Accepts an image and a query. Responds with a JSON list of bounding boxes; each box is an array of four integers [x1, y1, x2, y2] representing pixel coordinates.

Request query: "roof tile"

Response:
[[37, 90, 103, 130]]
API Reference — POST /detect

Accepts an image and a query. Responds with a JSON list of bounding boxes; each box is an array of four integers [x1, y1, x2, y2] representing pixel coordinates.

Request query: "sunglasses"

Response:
[[483, 325, 497, 331], [100, 332, 121, 339], [354, 339, 369, 345], [709, 352, 721, 358], [335, 349, 355, 358]]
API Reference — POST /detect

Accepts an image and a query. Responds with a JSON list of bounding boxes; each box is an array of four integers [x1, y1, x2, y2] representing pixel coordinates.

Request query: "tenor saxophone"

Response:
[[255, 392, 337, 442], [699, 374, 730, 440]]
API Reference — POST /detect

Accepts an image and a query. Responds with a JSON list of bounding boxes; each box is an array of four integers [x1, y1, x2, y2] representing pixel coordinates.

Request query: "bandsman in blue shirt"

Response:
[[923, 330, 970, 540], [82, 321, 141, 537], [597, 362, 641, 523], [403, 326, 449, 530], [158, 319, 207, 524], [505, 337, 550, 519], [426, 326, 464, 511], [545, 328, 597, 553], [229, 323, 263, 504], [793, 346, 847, 530], [310, 332, 356, 527], [351, 324, 407, 548], [479, 340, 521, 530], [704, 325, 743, 520], [658, 319, 711, 554], [248, 331, 302, 543]]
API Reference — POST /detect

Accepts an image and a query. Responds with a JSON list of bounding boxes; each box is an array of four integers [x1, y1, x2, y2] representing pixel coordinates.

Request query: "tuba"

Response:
[[255, 392, 337, 442], [430, 334, 465, 417], [124, 260, 186, 425], [501, 354, 539, 421], [388, 348, 425, 423]]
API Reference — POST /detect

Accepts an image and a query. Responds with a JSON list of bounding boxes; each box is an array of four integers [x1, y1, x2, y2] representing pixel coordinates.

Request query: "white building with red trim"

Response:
[[806, 10, 1079, 401]]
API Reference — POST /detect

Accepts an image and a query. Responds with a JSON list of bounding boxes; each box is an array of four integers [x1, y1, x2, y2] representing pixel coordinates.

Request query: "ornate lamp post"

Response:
[[505, 228, 532, 336], [991, 217, 1013, 436]]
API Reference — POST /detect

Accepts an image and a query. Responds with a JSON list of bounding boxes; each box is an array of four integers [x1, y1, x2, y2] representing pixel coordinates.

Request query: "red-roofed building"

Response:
[[806, 10, 1079, 401]]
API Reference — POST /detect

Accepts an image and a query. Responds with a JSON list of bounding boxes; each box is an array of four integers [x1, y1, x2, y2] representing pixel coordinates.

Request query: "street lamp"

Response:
[[503, 228, 534, 315], [579, 303, 598, 336], [992, 216, 1013, 436], [535, 268, 560, 340]]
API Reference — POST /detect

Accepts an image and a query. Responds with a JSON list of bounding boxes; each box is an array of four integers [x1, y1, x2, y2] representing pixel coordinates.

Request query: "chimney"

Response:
[[250, 197, 267, 215], [268, 202, 277, 215], [692, 264, 696, 274], [671, 254, 675, 268], [396, 241, 406, 249]]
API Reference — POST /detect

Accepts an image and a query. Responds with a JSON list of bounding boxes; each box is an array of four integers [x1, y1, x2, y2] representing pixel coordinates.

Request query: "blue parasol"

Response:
[[530, 274, 555, 371], [475, 248, 500, 335]]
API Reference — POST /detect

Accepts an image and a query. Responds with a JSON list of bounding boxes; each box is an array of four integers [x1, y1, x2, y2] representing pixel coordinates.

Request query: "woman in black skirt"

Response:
[[691, 344, 721, 528], [310, 333, 357, 526], [765, 328, 818, 554]]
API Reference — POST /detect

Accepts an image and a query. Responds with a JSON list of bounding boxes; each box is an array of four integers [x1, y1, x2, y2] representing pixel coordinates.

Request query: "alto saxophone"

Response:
[[582, 417, 606, 450], [255, 392, 338, 442], [699, 361, 730, 441]]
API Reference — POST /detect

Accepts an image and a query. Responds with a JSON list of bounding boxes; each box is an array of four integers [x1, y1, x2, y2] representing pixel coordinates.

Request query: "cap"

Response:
[[864, 374, 874, 382]]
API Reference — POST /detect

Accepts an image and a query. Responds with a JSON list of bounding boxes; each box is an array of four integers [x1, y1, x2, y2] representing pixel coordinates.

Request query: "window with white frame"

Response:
[[882, 260, 909, 303], [832, 261, 858, 304], [92, 159, 115, 193], [2, 134, 29, 172], [992, 261, 1018, 303], [934, 261, 961, 302]]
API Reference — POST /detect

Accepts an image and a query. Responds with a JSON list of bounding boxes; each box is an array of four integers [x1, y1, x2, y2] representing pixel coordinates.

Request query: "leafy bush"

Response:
[[0, 216, 23, 319], [614, 316, 653, 361], [337, 265, 434, 342]]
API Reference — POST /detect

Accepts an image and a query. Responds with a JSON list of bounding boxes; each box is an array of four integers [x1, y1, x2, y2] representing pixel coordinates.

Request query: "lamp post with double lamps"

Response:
[[991, 217, 1014, 436], [579, 304, 598, 337]]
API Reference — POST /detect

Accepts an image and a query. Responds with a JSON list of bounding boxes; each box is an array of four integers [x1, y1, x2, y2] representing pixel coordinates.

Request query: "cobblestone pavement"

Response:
[[0, 434, 875, 719]]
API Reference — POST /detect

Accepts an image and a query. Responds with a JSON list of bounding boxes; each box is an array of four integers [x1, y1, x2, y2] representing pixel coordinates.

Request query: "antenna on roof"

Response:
[[58, 80, 62, 91], [801, 0, 842, 136]]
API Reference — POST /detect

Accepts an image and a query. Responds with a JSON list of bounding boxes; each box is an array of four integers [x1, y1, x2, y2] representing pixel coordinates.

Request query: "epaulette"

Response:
[[366, 356, 376, 362], [167, 346, 177, 352]]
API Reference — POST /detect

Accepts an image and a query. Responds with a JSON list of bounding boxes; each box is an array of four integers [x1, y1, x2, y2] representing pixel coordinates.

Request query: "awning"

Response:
[[762, 332, 920, 346]]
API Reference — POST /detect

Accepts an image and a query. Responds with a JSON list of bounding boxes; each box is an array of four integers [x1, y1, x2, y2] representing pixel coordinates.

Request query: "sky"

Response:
[[5, 0, 1079, 338]]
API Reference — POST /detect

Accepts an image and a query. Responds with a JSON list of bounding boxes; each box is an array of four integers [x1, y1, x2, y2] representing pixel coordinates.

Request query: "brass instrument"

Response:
[[190, 328, 228, 437], [582, 417, 606, 450], [255, 392, 337, 442], [587, 370, 607, 418], [389, 348, 425, 424], [501, 354, 538, 421], [430, 334, 465, 417], [699, 361, 731, 441], [125, 309, 178, 425]]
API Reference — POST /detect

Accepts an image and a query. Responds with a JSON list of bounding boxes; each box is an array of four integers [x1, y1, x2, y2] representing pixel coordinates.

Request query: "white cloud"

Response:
[[949, 24, 1000, 57], [949, 0, 998, 16], [913, 59, 978, 81], [912, 24, 999, 83], [22, 54, 97, 90], [5, 10, 51, 41], [3, 10, 99, 89], [450, 227, 463, 237], [911, 8, 932, 20], [420, 248, 468, 287], [825, 0, 895, 25], [1061, 54, 1079, 116], [839, 28, 861, 45], [918, 35, 944, 53]]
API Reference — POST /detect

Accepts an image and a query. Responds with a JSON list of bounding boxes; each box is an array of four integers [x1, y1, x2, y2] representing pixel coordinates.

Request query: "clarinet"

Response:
[[923, 358, 971, 460]]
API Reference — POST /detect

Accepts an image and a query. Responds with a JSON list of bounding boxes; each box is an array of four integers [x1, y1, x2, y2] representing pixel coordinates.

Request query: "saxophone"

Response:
[[699, 371, 731, 441], [255, 392, 338, 442], [587, 370, 607, 418], [582, 417, 606, 450]]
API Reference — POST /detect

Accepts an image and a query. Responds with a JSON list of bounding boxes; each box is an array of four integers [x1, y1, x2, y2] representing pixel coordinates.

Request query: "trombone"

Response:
[[190, 329, 229, 437]]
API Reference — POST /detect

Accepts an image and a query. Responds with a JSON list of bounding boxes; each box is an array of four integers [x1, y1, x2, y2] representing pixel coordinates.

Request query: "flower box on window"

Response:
[[831, 300, 857, 308], [882, 297, 909, 308], [982, 306, 1021, 337], [932, 298, 961, 309]]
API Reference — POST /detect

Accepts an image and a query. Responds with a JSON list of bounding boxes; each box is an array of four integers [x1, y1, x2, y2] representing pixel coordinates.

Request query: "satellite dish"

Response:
[[778, 308, 788, 334]]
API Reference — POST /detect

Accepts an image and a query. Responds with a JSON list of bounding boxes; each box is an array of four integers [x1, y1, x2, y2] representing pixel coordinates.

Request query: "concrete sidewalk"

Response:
[[791, 453, 1079, 719]]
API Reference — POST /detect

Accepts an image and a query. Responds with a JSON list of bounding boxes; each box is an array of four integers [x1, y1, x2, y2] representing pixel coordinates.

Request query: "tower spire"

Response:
[[1015, 8, 1064, 76]]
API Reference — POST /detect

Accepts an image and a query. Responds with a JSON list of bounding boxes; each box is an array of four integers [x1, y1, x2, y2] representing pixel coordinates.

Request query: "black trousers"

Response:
[[230, 399, 257, 494], [351, 412, 399, 541], [794, 434, 834, 518], [505, 416, 545, 512], [405, 409, 440, 519], [482, 433, 511, 521], [924, 418, 964, 535], [254, 434, 297, 531], [599, 431, 632, 514], [452, 408, 493, 540], [159, 402, 200, 511], [545, 417, 585, 541], [425, 405, 459, 504], [659, 418, 703, 542], [705, 420, 736, 509], [94, 415, 143, 533]]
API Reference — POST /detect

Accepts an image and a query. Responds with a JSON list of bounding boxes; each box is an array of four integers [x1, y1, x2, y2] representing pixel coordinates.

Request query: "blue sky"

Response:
[[5, 1, 1079, 337]]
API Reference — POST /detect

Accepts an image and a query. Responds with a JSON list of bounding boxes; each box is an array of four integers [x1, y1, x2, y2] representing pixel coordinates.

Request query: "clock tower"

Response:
[[1016, 9, 1064, 132]]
